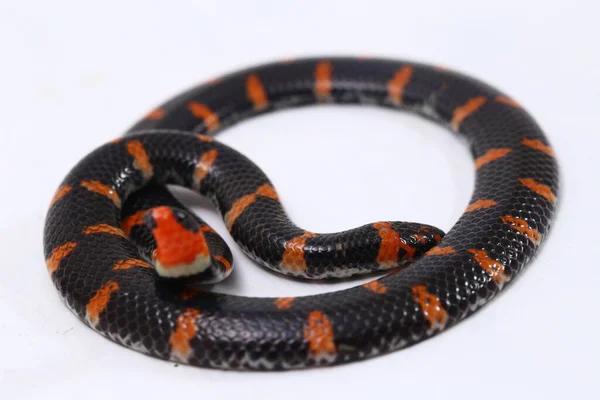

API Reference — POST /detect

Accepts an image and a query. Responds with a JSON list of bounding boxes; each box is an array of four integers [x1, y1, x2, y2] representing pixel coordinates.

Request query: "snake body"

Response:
[[43, 57, 559, 370]]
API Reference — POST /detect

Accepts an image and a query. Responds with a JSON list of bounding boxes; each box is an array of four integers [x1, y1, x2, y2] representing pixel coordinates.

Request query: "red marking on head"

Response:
[[224, 184, 279, 230], [412, 233, 428, 244], [187, 102, 220, 132], [426, 246, 455, 256], [522, 138, 554, 157], [193, 149, 218, 186], [86, 280, 119, 326], [126, 140, 154, 180], [150, 207, 209, 268], [373, 222, 415, 268], [411, 285, 448, 331], [519, 178, 556, 204], [274, 297, 295, 310], [465, 199, 498, 212], [468, 249, 509, 284], [314, 61, 333, 98], [363, 280, 387, 294], [46, 242, 77, 274], [169, 308, 201, 362], [416, 225, 443, 243], [304, 311, 336, 357], [387, 66, 413, 105], [451, 96, 487, 131], [281, 232, 318, 274], [83, 224, 126, 238], [50, 185, 72, 207], [246, 74, 269, 110], [474, 148, 512, 169], [121, 210, 148, 235], [113, 258, 152, 271], [495, 95, 521, 108], [501, 215, 542, 245], [80, 180, 121, 208]]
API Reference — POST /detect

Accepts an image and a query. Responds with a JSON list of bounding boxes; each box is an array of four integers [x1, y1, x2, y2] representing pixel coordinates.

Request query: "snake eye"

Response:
[[142, 210, 157, 230], [145, 206, 200, 233], [172, 208, 200, 232], [173, 208, 189, 223]]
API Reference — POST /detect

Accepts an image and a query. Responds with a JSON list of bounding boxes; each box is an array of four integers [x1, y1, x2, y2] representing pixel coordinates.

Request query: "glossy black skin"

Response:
[[44, 57, 559, 370]]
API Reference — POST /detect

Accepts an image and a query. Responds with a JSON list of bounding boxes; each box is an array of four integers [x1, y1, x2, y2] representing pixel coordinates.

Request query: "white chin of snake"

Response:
[[154, 254, 211, 278]]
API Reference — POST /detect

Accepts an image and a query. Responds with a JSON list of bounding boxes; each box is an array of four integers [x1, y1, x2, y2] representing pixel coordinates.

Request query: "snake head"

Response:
[[144, 206, 212, 279]]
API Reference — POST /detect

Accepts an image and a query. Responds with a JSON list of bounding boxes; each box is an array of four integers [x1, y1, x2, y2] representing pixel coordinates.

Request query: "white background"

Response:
[[1, 0, 598, 398]]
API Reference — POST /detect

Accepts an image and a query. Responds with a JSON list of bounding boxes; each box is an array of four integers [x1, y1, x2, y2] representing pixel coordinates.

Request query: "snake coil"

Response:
[[44, 57, 559, 370]]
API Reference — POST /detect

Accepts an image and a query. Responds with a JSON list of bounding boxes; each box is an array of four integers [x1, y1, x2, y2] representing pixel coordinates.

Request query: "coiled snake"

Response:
[[43, 57, 559, 370]]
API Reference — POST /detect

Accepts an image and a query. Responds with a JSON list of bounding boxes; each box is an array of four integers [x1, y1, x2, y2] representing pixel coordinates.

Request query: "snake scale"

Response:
[[43, 57, 559, 370]]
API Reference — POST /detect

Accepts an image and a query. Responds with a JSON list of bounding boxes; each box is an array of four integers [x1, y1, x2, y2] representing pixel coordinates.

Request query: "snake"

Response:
[[43, 57, 559, 370]]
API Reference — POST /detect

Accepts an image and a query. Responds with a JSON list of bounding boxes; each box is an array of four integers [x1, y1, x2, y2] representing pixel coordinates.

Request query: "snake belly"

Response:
[[43, 57, 559, 370]]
